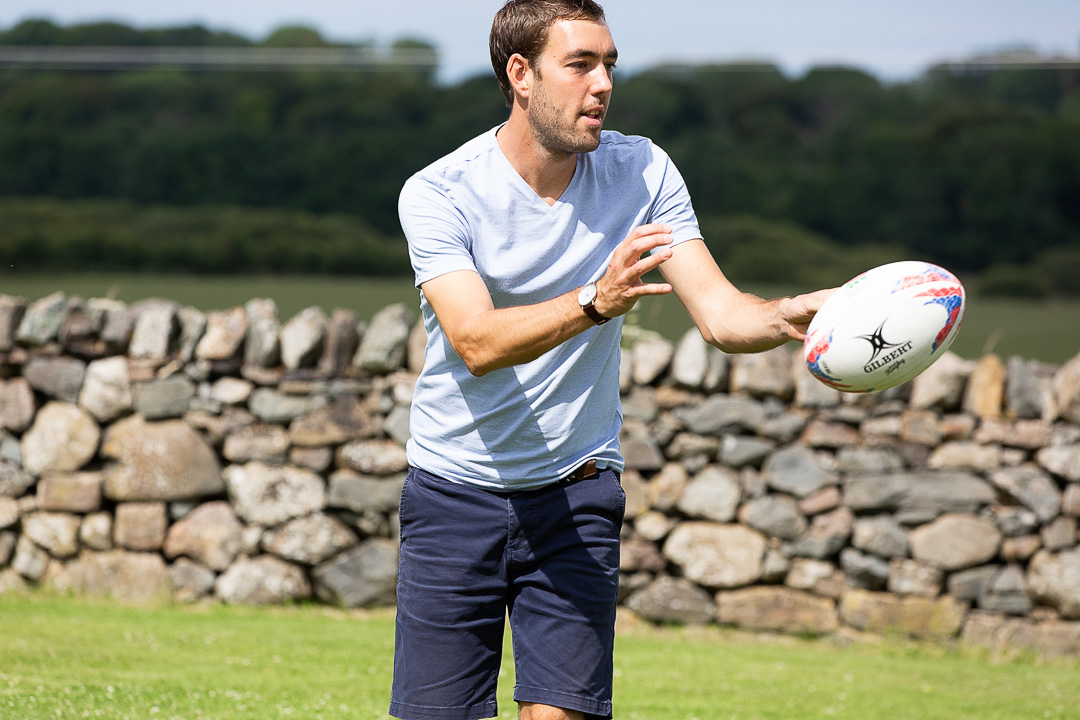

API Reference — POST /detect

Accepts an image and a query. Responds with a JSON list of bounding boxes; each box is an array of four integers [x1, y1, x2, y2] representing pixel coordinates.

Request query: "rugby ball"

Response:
[[803, 261, 965, 393]]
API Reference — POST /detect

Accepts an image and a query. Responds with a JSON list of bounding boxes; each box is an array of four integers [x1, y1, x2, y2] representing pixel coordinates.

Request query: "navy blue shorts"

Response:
[[389, 465, 625, 720]]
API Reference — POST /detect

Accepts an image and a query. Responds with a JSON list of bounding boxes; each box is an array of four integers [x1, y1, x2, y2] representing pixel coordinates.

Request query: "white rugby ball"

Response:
[[803, 261, 965, 393]]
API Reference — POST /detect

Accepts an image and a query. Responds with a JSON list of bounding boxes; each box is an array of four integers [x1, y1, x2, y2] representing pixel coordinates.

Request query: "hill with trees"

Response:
[[1, 19, 1078, 295]]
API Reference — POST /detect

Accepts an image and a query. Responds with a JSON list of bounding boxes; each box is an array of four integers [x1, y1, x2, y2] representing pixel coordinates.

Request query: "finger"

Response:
[[618, 234, 674, 268], [781, 290, 833, 324], [625, 245, 673, 279], [797, 288, 837, 313], [626, 223, 672, 240], [620, 224, 673, 255], [630, 281, 673, 297]]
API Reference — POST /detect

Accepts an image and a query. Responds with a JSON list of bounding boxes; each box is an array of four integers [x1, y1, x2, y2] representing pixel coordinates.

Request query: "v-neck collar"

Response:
[[492, 125, 582, 211]]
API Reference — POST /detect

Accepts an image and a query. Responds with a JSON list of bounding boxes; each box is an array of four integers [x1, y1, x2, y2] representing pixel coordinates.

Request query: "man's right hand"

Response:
[[592, 223, 676, 319]]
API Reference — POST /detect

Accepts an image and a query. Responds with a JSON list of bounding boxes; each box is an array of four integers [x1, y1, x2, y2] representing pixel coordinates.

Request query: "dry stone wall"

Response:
[[2, 291, 1080, 658]]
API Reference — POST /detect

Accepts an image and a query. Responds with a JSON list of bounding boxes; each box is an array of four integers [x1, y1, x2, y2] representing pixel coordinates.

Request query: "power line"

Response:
[[0, 45, 438, 71]]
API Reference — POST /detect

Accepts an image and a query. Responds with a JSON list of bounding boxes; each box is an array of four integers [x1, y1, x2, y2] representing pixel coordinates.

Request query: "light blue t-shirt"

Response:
[[399, 125, 700, 490]]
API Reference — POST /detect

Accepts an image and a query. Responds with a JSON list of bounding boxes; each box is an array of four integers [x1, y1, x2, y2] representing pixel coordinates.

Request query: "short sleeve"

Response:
[[399, 174, 479, 288], [647, 145, 701, 247]]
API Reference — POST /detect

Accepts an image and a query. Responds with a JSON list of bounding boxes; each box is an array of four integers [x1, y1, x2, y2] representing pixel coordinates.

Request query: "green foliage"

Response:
[[0, 19, 1078, 287], [0, 198, 411, 275], [146, 25, 253, 48], [698, 214, 908, 287], [260, 25, 329, 48], [606, 64, 1080, 278], [0, 18, 64, 45], [976, 264, 1048, 298], [1035, 246, 1080, 297], [0, 18, 253, 47]]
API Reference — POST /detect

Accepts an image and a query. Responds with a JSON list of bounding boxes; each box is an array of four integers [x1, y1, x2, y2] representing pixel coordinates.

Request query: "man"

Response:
[[391, 2, 833, 719]]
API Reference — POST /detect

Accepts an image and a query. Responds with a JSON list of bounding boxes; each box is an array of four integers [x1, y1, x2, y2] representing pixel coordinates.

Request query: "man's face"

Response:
[[526, 19, 617, 155]]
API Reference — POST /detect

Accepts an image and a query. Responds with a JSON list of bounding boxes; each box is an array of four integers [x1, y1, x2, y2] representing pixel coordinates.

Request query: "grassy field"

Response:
[[0, 273, 1078, 364], [0, 593, 1077, 720]]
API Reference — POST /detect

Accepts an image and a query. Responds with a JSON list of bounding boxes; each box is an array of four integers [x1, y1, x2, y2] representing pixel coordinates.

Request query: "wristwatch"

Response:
[[578, 283, 609, 325]]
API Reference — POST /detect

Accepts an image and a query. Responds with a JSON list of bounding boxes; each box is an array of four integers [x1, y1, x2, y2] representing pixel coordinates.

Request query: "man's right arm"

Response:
[[422, 224, 677, 377]]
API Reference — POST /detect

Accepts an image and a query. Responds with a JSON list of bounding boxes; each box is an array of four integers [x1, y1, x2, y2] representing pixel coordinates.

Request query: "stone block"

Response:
[[195, 307, 248, 361], [312, 538, 398, 608], [0, 378, 36, 434], [1036, 444, 1080, 482], [354, 304, 413, 375], [852, 514, 909, 558], [887, 558, 943, 597], [326, 470, 405, 515], [22, 355, 86, 403], [163, 500, 243, 571], [909, 513, 1002, 570], [785, 558, 845, 599], [762, 445, 838, 498], [78, 356, 133, 422], [677, 465, 740, 523], [730, 345, 794, 400], [1027, 549, 1080, 619], [36, 472, 103, 513], [243, 299, 280, 368], [789, 506, 853, 559], [962, 354, 1005, 418], [20, 402, 100, 475], [52, 550, 172, 602], [631, 337, 674, 386], [224, 462, 326, 526], [739, 494, 807, 540], [839, 588, 967, 640], [673, 395, 766, 436], [102, 415, 222, 501], [0, 294, 27, 352], [625, 575, 715, 626], [222, 424, 290, 464], [289, 396, 373, 447], [663, 522, 766, 588], [716, 586, 838, 635], [128, 300, 179, 359], [170, 558, 216, 602], [261, 512, 358, 565], [335, 439, 409, 476], [113, 502, 168, 552], [215, 555, 310, 605], [16, 291, 68, 346], [79, 512, 113, 551], [989, 464, 1062, 523], [133, 375, 195, 420]]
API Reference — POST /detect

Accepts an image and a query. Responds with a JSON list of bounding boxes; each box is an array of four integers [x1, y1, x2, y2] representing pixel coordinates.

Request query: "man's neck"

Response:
[[496, 114, 578, 207]]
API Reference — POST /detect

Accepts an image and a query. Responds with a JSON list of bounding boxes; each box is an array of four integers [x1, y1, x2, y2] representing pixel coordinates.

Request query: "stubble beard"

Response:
[[527, 78, 602, 157]]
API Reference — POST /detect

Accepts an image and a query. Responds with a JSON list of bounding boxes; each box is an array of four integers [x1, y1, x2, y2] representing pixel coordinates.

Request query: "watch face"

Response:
[[578, 283, 597, 305]]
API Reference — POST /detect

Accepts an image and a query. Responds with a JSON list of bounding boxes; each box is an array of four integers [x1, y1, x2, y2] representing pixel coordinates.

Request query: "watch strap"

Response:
[[582, 302, 609, 325]]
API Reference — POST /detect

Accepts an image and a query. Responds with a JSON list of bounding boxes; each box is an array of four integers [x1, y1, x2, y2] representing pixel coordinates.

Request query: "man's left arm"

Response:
[[659, 238, 835, 353]]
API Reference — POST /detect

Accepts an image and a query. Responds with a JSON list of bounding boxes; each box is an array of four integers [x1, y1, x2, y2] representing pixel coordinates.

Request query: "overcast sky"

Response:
[[2, 0, 1078, 82]]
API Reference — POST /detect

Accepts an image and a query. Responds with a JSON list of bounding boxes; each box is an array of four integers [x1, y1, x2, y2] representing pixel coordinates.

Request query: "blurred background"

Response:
[[0, 0, 1078, 361]]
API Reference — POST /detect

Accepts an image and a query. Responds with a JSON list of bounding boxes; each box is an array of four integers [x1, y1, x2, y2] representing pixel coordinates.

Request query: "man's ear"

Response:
[[506, 53, 531, 100]]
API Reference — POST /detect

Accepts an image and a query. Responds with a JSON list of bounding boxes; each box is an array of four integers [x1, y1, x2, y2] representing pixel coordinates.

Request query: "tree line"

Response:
[[1, 19, 1078, 294]]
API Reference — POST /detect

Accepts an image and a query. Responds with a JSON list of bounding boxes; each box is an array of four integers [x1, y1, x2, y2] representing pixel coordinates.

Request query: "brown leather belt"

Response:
[[559, 459, 599, 484]]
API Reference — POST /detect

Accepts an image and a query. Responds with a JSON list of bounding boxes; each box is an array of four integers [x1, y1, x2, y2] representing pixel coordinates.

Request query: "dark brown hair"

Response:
[[489, 0, 607, 107]]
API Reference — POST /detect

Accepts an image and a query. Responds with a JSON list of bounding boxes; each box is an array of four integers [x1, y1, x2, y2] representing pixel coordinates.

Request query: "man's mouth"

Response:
[[581, 108, 605, 126]]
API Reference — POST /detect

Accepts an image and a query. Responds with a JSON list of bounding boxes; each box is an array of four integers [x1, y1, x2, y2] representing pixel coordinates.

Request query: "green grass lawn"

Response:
[[0, 593, 1076, 720], [0, 273, 1078, 364]]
